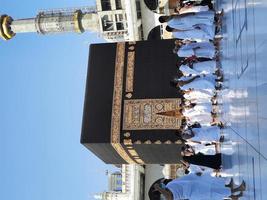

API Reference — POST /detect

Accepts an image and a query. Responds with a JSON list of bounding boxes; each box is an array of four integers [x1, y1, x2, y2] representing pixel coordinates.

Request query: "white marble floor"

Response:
[[216, 0, 267, 199]]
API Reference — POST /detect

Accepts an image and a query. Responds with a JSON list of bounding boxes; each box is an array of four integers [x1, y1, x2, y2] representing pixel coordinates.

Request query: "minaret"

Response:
[[0, 6, 99, 40]]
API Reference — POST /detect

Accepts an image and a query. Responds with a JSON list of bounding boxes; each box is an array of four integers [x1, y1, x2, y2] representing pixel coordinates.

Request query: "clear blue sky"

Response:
[[0, 1, 116, 199]]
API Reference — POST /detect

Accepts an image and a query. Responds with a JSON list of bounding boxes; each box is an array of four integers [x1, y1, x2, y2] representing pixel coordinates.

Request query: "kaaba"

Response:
[[81, 39, 184, 164]]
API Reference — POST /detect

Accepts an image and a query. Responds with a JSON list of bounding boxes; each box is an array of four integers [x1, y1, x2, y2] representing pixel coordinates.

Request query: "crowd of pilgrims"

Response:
[[151, 1, 246, 200]]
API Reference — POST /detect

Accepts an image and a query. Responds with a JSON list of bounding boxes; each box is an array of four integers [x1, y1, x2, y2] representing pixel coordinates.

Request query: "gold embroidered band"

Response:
[[126, 51, 135, 93], [110, 43, 136, 164]]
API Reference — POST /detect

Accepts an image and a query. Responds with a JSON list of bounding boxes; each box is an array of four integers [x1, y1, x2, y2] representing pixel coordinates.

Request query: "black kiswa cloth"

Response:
[[81, 40, 184, 164], [183, 152, 222, 170]]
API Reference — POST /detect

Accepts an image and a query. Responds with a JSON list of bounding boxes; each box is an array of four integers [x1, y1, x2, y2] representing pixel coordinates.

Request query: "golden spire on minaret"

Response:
[[0, 15, 15, 40]]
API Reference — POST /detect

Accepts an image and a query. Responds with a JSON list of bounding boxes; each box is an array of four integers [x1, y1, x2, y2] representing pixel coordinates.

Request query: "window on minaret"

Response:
[[115, 14, 125, 31], [115, 0, 122, 9], [138, 25, 144, 40], [101, 0, 111, 11], [116, 22, 124, 30], [136, 1, 142, 19], [115, 14, 124, 22], [101, 15, 114, 31]]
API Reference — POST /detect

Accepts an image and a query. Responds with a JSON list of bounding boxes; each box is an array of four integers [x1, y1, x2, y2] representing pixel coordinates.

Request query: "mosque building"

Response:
[[93, 164, 180, 200]]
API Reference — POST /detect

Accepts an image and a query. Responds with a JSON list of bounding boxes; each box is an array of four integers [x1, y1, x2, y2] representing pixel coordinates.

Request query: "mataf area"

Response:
[[217, 0, 267, 199]]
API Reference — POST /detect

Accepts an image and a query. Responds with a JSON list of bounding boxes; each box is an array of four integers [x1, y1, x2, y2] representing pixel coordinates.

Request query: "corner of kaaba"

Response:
[[81, 39, 184, 164]]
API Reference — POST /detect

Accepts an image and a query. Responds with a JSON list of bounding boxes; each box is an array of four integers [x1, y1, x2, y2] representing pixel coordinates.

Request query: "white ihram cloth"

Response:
[[202, 74, 217, 85], [172, 26, 214, 40], [183, 89, 214, 104], [166, 173, 231, 200], [177, 42, 216, 58], [195, 24, 216, 39], [190, 143, 216, 155], [191, 126, 221, 142], [167, 11, 215, 30], [179, 5, 210, 14], [185, 112, 213, 126], [188, 164, 214, 174], [183, 104, 213, 126], [180, 78, 215, 91], [185, 103, 213, 114], [180, 61, 217, 76]]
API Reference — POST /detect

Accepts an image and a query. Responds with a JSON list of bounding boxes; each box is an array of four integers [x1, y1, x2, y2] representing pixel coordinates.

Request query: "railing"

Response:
[[39, 6, 96, 15]]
